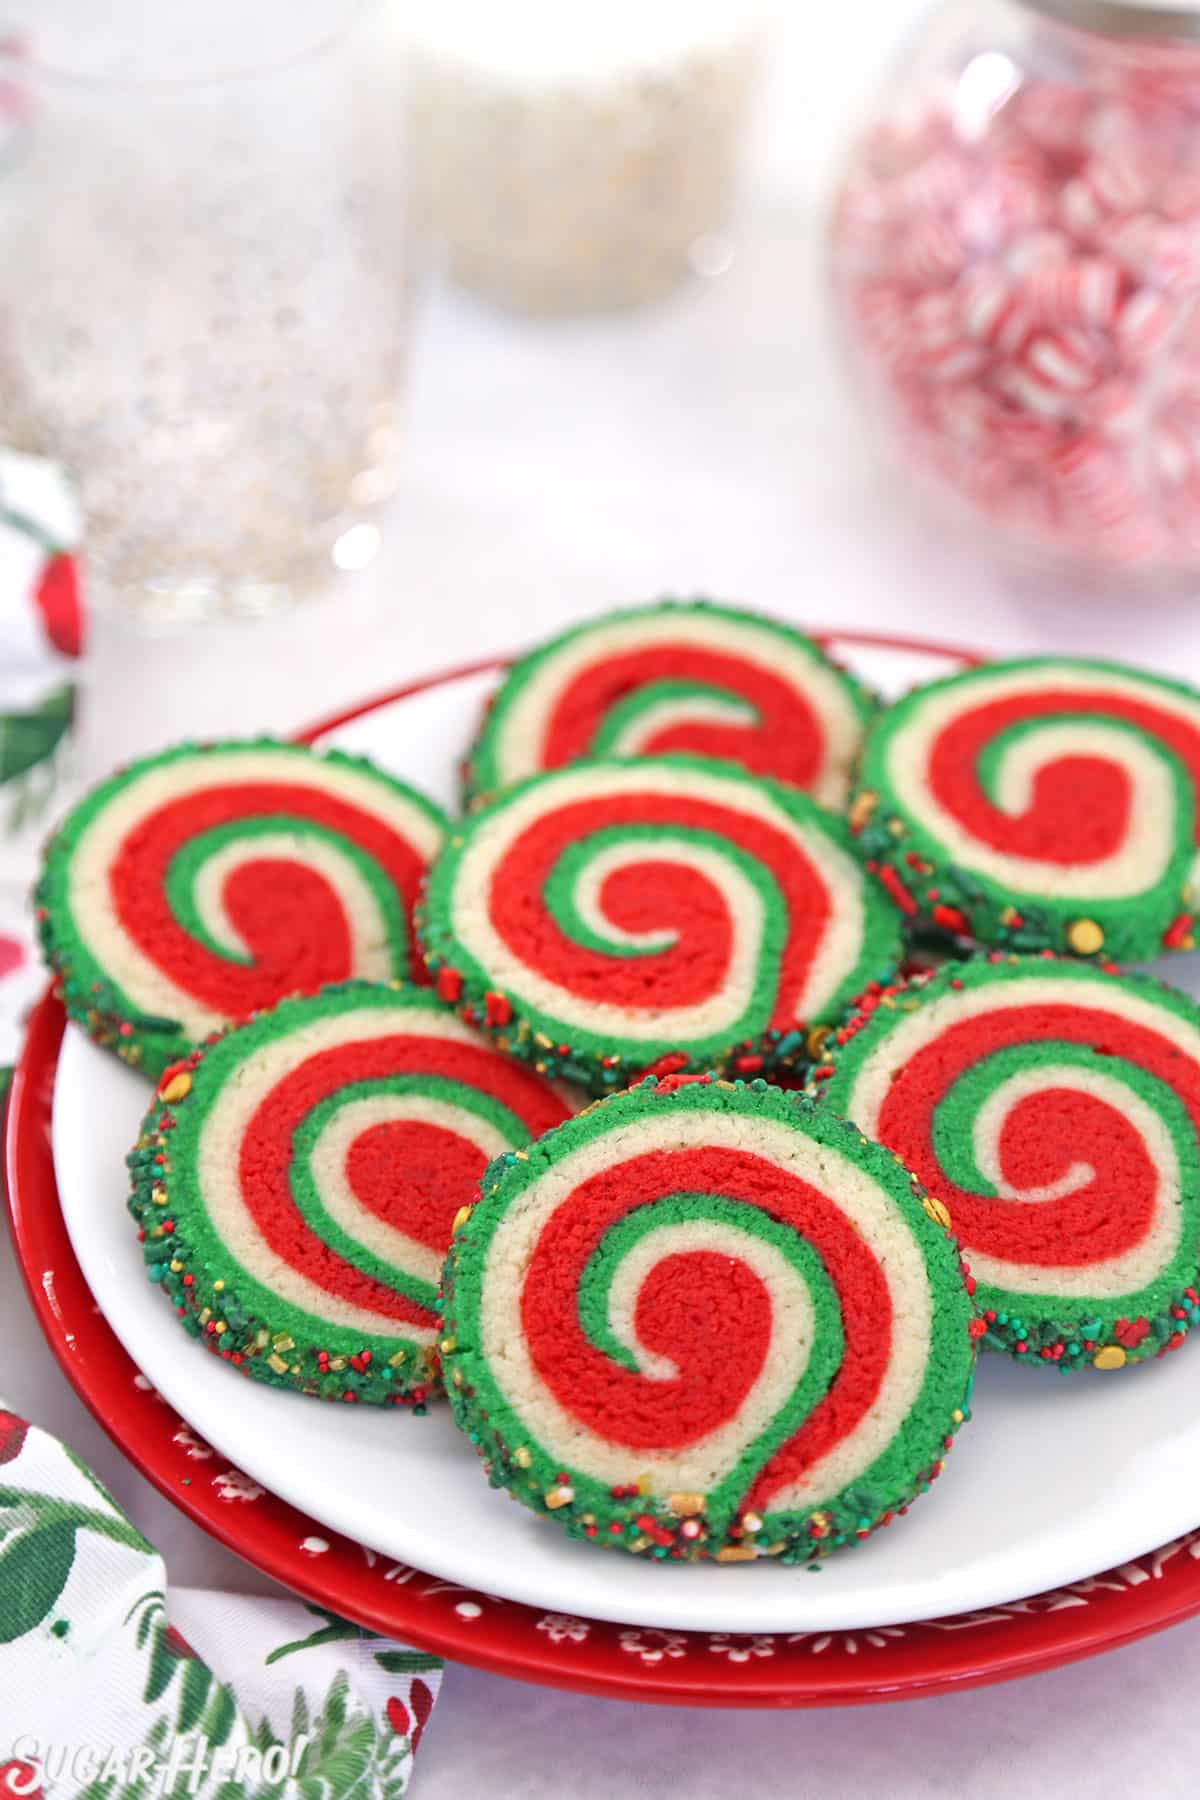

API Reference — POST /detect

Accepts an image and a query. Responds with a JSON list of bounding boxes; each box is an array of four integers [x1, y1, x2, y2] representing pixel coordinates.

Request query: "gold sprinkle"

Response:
[[451, 1205, 474, 1237], [922, 1194, 952, 1231], [952, 1409, 964, 1425], [808, 1510, 832, 1539], [215, 1321, 227, 1335], [267, 1353, 289, 1374], [440, 1337, 457, 1355], [1067, 918, 1104, 956], [513, 1446, 532, 1468], [544, 1484, 574, 1509], [169, 1260, 182, 1273], [805, 1024, 830, 1061], [715, 1544, 759, 1563], [452, 1370, 463, 1387], [740, 1511, 764, 1535], [152, 1186, 169, 1206], [761, 1541, 787, 1556], [635, 1473, 652, 1496], [159, 1071, 192, 1103], [213, 1279, 225, 1293], [667, 1492, 706, 1518], [848, 789, 877, 831], [329, 1357, 346, 1372], [1093, 1345, 1127, 1370], [255, 1329, 270, 1349], [388, 1350, 408, 1367], [198, 1307, 212, 1326], [628, 1536, 651, 1552], [887, 818, 907, 837], [273, 1334, 295, 1352]]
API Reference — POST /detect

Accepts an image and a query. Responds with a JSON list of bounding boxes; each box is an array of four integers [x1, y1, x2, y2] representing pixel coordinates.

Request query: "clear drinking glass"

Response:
[[0, 1, 413, 624]]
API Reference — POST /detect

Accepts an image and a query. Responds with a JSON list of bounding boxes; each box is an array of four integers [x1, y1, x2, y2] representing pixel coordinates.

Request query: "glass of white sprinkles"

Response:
[[832, 0, 1200, 579], [0, 1, 413, 623], [405, 0, 764, 313]]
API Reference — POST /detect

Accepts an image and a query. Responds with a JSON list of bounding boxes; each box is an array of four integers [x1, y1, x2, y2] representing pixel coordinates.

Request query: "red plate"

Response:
[[9, 636, 1200, 1707]]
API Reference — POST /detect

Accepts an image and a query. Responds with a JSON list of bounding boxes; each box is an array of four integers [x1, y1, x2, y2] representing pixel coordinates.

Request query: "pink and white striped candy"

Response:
[[833, 38, 1200, 572]]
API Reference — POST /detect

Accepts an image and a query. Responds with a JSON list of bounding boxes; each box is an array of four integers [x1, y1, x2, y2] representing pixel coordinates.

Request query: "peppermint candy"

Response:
[[463, 600, 875, 807], [818, 957, 1200, 1371], [441, 1077, 976, 1560], [128, 983, 572, 1404], [834, 53, 1200, 570], [38, 740, 447, 1078], [420, 756, 904, 1092], [851, 656, 1200, 960]]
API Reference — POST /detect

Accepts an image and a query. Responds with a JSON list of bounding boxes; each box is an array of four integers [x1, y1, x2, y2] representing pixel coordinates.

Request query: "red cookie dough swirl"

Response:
[[420, 756, 904, 1093], [440, 1076, 976, 1561], [128, 983, 572, 1405], [817, 956, 1200, 1371], [852, 656, 1200, 960], [38, 740, 448, 1079], [462, 600, 875, 807]]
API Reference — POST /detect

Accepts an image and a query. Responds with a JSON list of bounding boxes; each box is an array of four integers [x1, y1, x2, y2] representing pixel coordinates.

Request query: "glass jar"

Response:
[[0, 1, 413, 624], [832, 0, 1200, 580], [406, 0, 764, 314]]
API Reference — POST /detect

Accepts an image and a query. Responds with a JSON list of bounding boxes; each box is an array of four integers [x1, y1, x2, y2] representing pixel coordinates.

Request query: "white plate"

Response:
[[53, 641, 1200, 1634]]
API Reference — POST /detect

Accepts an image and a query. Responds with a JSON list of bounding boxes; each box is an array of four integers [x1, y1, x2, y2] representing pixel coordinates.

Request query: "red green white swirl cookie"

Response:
[[816, 955, 1200, 1371], [128, 982, 572, 1405], [38, 740, 447, 1080], [441, 1075, 976, 1561], [419, 755, 904, 1093], [462, 599, 875, 807], [851, 656, 1200, 961]]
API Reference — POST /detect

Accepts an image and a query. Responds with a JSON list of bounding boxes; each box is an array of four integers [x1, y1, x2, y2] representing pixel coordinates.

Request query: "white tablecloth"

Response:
[[7, 3, 1200, 1790]]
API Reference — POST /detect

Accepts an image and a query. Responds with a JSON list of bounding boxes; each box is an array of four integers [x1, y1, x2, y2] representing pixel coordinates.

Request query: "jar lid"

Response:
[[1023, 0, 1200, 38]]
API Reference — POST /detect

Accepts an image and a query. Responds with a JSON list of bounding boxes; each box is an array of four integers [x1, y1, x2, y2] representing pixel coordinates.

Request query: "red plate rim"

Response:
[[8, 630, 1200, 1708]]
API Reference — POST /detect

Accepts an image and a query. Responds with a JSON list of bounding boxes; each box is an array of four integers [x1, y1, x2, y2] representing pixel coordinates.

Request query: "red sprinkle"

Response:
[[876, 864, 918, 916], [436, 966, 463, 1003]]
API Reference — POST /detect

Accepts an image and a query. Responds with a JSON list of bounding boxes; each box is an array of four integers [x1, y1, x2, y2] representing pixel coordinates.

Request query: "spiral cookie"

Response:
[[420, 756, 904, 1093], [851, 656, 1200, 961], [128, 982, 572, 1405], [441, 1075, 976, 1561], [462, 600, 875, 807], [38, 740, 448, 1079], [816, 955, 1200, 1371]]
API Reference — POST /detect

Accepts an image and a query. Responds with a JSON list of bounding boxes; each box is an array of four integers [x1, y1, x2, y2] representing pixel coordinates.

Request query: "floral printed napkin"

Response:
[[0, 456, 443, 1796], [0, 1402, 442, 1797], [0, 449, 83, 1088]]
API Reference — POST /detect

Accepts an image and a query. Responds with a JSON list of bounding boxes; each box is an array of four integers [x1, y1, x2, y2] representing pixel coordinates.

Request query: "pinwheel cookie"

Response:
[[128, 982, 572, 1405], [462, 599, 875, 807], [850, 656, 1200, 961], [419, 755, 904, 1093], [38, 739, 447, 1079], [815, 955, 1200, 1371], [440, 1074, 977, 1561]]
